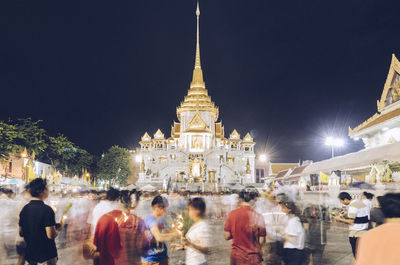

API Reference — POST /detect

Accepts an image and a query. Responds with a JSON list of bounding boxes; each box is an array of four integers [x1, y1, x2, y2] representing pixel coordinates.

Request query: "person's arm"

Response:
[[46, 226, 59, 240], [334, 215, 354, 225], [149, 226, 179, 242], [19, 226, 23, 237], [45, 206, 63, 240], [335, 208, 355, 225], [282, 234, 298, 245], [224, 231, 232, 240], [224, 213, 233, 240], [182, 237, 210, 254]]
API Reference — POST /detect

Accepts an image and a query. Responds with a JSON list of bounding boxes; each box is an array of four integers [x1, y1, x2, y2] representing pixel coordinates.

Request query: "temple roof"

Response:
[[154, 129, 165, 139], [229, 129, 241, 140], [141, 132, 152, 142], [176, 2, 218, 121], [270, 163, 299, 174], [350, 54, 400, 135], [243, 132, 254, 142]]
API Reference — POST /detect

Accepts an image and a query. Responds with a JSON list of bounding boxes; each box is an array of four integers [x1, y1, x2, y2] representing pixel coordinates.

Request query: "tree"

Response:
[[97, 146, 131, 186], [16, 118, 48, 157], [0, 118, 96, 177], [0, 121, 24, 159]]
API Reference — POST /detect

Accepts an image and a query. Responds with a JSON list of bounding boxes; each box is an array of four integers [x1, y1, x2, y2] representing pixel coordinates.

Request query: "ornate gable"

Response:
[[187, 112, 207, 131], [229, 129, 240, 139], [154, 129, 165, 139], [378, 54, 400, 111], [141, 132, 152, 142], [243, 132, 253, 142]]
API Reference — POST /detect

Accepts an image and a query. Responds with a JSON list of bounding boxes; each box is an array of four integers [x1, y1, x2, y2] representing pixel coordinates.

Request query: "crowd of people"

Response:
[[0, 180, 400, 265]]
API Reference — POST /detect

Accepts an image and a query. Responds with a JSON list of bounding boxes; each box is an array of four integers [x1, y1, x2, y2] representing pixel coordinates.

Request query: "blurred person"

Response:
[[182, 197, 211, 265], [84, 188, 120, 260], [370, 202, 385, 228], [141, 195, 180, 265], [224, 191, 266, 265], [87, 188, 120, 235], [19, 179, 65, 265], [302, 203, 330, 265], [280, 201, 305, 265], [361, 192, 374, 211], [94, 190, 148, 265], [335, 192, 370, 257], [262, 195, 288, 265], [355, 193, 400, 265]]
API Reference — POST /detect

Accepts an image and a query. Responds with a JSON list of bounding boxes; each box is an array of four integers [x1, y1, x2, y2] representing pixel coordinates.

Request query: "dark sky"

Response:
[[1, 0, 400, 162]]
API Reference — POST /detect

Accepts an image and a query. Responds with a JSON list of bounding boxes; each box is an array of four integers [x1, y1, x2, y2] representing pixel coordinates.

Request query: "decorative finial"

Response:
[[196, 1, 200, 17], [190, 0, 205, 88]]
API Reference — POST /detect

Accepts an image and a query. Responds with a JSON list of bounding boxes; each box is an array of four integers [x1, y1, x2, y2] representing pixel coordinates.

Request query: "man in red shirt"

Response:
[[224, 191, 266, 265]]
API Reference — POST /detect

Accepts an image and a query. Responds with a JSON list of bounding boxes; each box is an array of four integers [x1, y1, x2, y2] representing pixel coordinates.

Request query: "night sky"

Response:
[[1, 0, 400, 162]]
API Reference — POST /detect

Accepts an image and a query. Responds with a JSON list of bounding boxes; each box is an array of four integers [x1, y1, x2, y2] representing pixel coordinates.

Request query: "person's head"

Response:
[[276, 193, 289, 204], [26, 178, 49, 200], [239, 190, 259, 204], [187, 197, 206, 221], [338, 192, 352, 205], [151, 195, 169, 217], [378, 193, 400, 219], [119, 190, 139, 210], [280, 201, 301, 217], [129, 189, 141, 209], [106, 188, 120, 201], [362, 191, 374, 200]]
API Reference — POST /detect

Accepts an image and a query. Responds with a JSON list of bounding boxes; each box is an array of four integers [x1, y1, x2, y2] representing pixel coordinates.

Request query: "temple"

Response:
[[349, 54, 400, 147], [136, 2, 256, 187]]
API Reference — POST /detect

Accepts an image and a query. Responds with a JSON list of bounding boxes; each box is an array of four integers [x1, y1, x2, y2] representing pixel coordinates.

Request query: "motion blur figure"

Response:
[[94, 190, 148, 265], [182, 197, 211, 265], [224, 191, 266, 265], [280, 201, 305, 265]]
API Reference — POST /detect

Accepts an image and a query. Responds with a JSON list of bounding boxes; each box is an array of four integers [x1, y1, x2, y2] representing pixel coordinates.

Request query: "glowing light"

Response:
[[325, 137, 344, 147], [135, 155, 142, 163], [259, 154, 268, 162]]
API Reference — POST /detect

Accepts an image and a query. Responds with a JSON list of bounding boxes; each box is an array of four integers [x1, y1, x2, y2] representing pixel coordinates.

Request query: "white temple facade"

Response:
[[136, 3, 256, 186]]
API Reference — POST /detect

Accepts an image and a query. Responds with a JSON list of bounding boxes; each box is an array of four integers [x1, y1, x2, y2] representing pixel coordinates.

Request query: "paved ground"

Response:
[[2, 220, 353, 265]]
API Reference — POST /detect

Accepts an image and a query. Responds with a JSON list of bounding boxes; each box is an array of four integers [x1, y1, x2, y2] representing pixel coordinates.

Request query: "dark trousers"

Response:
[[283, 248, 304, 265], [349, 237, 359, 257]]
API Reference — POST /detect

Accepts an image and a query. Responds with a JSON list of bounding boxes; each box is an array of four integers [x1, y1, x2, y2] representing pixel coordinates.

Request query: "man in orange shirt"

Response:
[[355, 193, 400, 265]]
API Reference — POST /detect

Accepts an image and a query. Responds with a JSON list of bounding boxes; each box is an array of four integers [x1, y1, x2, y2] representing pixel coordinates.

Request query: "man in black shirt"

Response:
[[19, 179, 64, 265]]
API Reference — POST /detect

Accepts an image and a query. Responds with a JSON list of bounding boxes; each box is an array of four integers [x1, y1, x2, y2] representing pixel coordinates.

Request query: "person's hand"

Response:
[[181, 236, 190, 246], [334, 215, 342, 222]]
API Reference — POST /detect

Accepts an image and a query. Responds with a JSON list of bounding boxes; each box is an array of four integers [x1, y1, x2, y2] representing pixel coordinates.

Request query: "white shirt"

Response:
[[185, 220, 211, 265], [348, 200, 370, 232], [88, 200, 119, 235], [284, 216, 305, 250]]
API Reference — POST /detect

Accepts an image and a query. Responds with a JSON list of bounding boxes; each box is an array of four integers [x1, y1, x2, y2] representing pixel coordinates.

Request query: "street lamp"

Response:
[[259, 154, 268, 162], [325, 137, 344, 158]]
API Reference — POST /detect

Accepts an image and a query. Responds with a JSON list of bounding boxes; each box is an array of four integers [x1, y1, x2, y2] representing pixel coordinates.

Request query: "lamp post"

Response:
[[325, 137, 344, 158]]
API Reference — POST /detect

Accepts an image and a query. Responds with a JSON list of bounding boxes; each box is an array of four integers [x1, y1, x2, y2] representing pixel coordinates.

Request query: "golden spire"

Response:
[[190, 1, 205, 89], [177, 1, 219, 121]]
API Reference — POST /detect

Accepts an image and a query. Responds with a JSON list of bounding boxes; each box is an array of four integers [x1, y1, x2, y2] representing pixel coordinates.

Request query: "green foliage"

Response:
[[97, 145, 131, 185], [0, 118, 96, 176], [0, 121, 24, 158]]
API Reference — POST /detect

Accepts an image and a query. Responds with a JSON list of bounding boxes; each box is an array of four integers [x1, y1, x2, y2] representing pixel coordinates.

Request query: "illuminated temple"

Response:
[[136, 3, 256, 187]]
